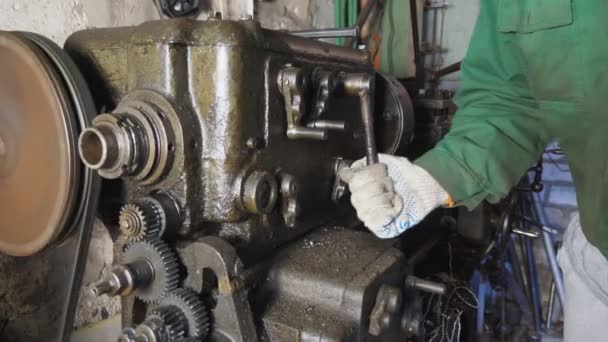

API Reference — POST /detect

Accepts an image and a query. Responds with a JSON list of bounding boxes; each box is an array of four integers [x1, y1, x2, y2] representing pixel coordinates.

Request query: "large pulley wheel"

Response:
[[374, 72, 415, 155], [0, 31, 95, 256]]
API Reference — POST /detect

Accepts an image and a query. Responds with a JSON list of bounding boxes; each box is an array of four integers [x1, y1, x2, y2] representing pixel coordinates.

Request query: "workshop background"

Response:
[[0, 0, 575, 340]]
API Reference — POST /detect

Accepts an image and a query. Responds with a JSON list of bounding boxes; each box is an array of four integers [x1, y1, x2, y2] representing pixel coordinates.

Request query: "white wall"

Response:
[[440, 0, 480, 80]]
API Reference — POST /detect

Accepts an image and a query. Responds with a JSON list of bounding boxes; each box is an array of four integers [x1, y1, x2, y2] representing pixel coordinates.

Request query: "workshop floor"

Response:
[[71, 315, 121, 342]]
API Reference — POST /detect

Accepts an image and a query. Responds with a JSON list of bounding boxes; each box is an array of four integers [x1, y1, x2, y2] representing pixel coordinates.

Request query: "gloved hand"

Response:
[[339, 153, 451, 238]]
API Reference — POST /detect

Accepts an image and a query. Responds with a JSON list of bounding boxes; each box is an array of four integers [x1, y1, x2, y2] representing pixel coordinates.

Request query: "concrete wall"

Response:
[[0, 0, 329, 46]]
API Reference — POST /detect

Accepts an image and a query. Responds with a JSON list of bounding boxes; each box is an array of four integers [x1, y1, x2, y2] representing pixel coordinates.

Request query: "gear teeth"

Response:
[[122, 239, 180, 303], [150, 305, 187, 341], [161, 288, 210, 339], [119, 197, 165, 241]]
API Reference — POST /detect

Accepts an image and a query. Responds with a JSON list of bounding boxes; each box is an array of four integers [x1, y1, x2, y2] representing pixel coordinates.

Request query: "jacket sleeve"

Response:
[[414, 0, 550, 209]]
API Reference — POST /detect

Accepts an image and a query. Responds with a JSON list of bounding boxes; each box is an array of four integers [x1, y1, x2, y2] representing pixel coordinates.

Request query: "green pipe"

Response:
[[335, 0, 345, 45], [348, 0, 357, 27]]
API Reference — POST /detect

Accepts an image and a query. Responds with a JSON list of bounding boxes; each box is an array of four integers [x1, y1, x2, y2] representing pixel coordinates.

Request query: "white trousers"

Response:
[[557, 215, 608, 342]]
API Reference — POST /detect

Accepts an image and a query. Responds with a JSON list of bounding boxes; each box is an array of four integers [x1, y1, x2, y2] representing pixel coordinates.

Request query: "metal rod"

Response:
[[505, 263, 535, 332], [519, 193, 543, 335], [512, 227, 540, 238], [528, 188, 566, 308], [344, 0, 378, 46], [546, 280, 556, 330], [504, 211, 535, 333], [291, 27, 358, 39], [287, 127, 328, 140], [409, 0, 424, 87], [342, 73, 378, 165], [359, 92, 378, 165], [405, 275, 446, 295], [523, 235, 543, 334], [541, 229, 565, 307], [500, 290, 506, 342], [307, 120, 346, 130], [431, 61, 461, 81], [431, 7, 439, 69], [507, 237, 526, 298], [515, 214, 561, 235], [475, 273, 487, 334]]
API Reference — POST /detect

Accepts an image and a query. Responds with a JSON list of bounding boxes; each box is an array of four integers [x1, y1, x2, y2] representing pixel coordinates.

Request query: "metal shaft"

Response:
[[307, 120, 346, 131], [92, 260, 154, 297], [291, 27, 358, 39], [342, 73, 379, 165], [546, 280, 556, 330], [405, 275, 446, 295], [359, 92, 379, 165]]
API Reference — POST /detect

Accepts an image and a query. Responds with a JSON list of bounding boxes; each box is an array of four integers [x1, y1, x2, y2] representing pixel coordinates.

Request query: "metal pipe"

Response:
[[522, 235, 543, 335], [79, 126, 119, 170], [528, 188, 566, 308], [290, 27, 358, 39], [542, 229, 565, 307], [271, 31, 370, 64]]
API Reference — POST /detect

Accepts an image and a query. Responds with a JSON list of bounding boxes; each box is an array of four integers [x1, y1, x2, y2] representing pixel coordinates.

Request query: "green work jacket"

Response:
[[415, 0, 608, 257]]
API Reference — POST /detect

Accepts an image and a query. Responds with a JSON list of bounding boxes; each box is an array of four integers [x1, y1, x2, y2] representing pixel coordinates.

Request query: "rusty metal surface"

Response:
[[0, 32, 79, 256]]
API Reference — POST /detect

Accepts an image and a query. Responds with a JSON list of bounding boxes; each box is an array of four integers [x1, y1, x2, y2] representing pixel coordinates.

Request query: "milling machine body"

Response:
[[67, 19, 375, 248], [62, 18, 443, 342]]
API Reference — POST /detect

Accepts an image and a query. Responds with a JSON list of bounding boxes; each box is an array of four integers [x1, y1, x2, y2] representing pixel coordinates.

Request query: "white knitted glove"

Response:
[[340, 153, 450, 238]]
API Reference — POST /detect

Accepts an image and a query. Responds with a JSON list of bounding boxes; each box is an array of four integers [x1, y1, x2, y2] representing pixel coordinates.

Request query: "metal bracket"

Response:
[[312, 68, 337, 117], [368, 285, 402, 336], [331, 158, 351, 202], [278, 66, 346, 140], [278, 67, 328, 140], [279, 173, 299, 227], [179, 237, 258, 342]]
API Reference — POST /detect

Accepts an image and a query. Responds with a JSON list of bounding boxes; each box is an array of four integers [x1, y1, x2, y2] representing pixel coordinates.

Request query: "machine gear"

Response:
[[119, 197, 165, 241], [148, 305, 188, 341], [122, 239, 180, 303], [118, 306, 187, 342], [160, 288, 210, 339]]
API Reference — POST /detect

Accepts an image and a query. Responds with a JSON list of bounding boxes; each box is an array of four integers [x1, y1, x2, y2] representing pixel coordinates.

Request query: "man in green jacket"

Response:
[[341, 1, 608, 340]]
